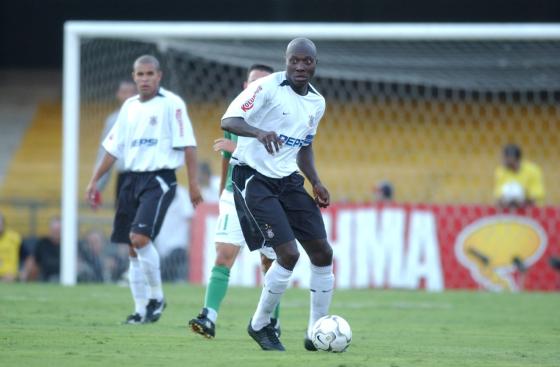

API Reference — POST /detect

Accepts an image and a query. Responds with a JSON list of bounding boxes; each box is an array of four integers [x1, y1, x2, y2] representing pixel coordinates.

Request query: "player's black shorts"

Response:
[[231, 165, 327, 251], [111, 169, 177, 244], [114, 171, 128, 205]]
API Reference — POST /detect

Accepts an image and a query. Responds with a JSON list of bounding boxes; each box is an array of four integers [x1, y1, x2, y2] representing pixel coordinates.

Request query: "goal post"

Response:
[[62, 22, 560, 286]]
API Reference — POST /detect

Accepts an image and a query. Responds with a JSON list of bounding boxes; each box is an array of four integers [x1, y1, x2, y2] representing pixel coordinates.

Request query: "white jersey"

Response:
[[103, 87, 196, 172], [222, 71, 325, 178]]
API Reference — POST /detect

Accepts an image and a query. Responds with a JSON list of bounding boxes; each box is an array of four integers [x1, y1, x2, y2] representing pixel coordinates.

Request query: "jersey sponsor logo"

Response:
[[175, 109, 184, 137], [278, 134, 314, 147], [131, 138, 158, 147], [241, 86, 263, 112]]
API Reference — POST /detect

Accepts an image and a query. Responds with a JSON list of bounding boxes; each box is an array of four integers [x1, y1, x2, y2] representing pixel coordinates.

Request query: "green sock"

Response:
[[204, 265, 230, 313], [273, 303, 280, 320]]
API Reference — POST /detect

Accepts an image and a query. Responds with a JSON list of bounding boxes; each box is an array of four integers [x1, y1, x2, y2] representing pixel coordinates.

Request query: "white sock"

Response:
[[206, 308, 218, 323], [129, 257, 149, 316], [251, 261, 292, 331], [135, 243, 164, 300], [307, 263, 334, 338]]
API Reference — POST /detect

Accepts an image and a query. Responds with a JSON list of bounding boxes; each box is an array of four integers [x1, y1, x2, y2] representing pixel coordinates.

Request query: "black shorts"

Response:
[[231, 165, 327, 251], [114, 171, 128, 205], [111, 169, 177, 244]]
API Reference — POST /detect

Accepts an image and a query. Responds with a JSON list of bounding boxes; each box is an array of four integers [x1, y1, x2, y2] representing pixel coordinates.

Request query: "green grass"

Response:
[[0, 284, 559, 367]]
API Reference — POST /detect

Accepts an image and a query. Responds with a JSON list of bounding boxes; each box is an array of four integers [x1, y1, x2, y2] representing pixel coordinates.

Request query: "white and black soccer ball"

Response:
[[311, 315, 352, 353]]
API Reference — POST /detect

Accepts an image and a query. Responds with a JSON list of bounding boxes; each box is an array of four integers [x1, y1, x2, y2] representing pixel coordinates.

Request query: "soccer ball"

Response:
[[500, 181, 525, 203], [311, 315, 352, 353]]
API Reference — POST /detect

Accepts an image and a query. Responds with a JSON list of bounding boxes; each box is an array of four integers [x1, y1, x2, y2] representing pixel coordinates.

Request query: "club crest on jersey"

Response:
[[149, 116, 157, 125], [264, 224, 275, 239], [241, 86, 263, 112]]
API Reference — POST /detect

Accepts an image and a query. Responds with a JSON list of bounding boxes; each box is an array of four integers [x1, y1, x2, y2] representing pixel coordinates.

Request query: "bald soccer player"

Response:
[[189, 64, 284, 339], [221, 38, 333, 351]]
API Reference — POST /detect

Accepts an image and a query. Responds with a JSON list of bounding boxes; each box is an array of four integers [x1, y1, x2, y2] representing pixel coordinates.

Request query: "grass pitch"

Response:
[[1, 283, 559, 367]]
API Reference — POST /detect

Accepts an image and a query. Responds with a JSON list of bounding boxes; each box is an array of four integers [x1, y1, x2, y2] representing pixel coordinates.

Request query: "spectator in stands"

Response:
[[374, 180, 394, 203], [20, 216, 61, 282], [78, 230, 107, 282], [0, 213, 22, 282], [93, 80, 137, 206], [154, 185, 194, 282], [494, 144, 545, 209]]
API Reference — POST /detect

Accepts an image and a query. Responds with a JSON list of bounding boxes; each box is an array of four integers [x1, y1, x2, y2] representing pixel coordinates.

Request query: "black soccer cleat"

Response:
[[189, 308, 216, 338], [247, 319, 285, 351], [304, 337, 318, 351], [270, 317, 281, 337], [145, 298, 167, 323], [123, 313, 144, 325]]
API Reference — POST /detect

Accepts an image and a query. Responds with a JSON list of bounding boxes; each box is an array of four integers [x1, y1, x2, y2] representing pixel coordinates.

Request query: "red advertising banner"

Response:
[[189, 203, 560, 291]]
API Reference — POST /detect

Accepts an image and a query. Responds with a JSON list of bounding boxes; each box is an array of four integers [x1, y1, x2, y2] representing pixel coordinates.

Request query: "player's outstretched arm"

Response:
[[86, 152, 116, 208], [221, 117, 283, 154], [184, 146, 203, 207], [297, 144, 330, 208]]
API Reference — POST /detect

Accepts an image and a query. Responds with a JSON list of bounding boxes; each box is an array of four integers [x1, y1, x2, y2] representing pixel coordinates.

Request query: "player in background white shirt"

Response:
[[222, 38, 333, 352], [86, 55, 203, 324], [93, 80, 137, 204]]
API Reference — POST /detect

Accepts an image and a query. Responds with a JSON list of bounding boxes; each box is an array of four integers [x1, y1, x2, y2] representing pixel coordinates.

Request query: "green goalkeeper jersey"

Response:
[[222, 131, 238, 192]]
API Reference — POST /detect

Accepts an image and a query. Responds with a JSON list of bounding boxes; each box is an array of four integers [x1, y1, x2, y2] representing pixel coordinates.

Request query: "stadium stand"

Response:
[[2, 38, 560, 238]]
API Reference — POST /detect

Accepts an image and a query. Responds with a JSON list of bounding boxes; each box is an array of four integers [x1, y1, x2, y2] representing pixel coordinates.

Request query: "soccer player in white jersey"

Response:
[[221, 38, 333, 351], [86, 55, 203, 324], [189, 64, 282, 339]]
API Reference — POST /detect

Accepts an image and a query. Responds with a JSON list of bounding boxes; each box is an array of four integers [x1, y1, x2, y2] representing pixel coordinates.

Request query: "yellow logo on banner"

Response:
[[455, 215, 547, 291]]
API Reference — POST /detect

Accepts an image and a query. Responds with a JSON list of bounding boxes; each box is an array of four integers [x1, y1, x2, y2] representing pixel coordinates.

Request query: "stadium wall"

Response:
[[2, 0, 560, 68], [189, 203, 560, 291]]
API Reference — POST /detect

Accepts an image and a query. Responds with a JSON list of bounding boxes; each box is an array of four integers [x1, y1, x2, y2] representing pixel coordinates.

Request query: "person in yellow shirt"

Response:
[[0, 213, 22, 282], [494, 144, 545, 209]]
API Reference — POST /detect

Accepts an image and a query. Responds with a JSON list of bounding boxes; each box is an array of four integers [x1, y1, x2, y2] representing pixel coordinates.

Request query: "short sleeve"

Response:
[[171, 98, 197, 148], [222, 79, 269, 125], [102, 104, 127, 159]]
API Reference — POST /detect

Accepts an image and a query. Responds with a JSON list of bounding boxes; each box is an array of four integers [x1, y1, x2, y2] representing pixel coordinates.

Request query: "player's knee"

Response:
[[128, 245, 137, 257], [129, 232, 150, 248], [215, 243, 239, 268], [275, 242, 300, 270], [309, 240, 333, 267], [215, 252, 235, 268]]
